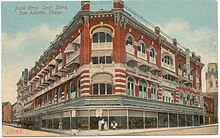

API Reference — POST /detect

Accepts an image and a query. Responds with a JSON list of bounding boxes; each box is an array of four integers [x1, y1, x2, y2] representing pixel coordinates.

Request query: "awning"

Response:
[[55, 53, 62, 62], [138, 59, 151, 67], [91, 50, 112, 57], [150, 64, 160, 71], [92, 73, 113, 84], [162, 69, 178, 78], [48, 59, 56, 67], [64, 43, 74, 53], [126, 54, 138, 62]]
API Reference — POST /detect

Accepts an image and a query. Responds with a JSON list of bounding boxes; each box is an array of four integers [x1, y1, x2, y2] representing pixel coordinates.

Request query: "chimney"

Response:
[[81, 1, 90, 11], [173, 38, 177, 46], [155, 27, 160, 35], [113, 0, 124, 9]]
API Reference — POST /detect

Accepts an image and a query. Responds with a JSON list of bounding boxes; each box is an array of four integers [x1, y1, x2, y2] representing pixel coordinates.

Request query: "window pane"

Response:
[[100, 32, 105, 43], [138, 46, 141, 51], [106, 56, 112, 64], [107, 84, 112, 94], [93, 84, 98, 95], [100, 57, 105, 64], [100, 83, 105, 95], [92, 57, 98, 64], [107, 34, 112, 42], [93, 33, 98, 43], [127, 61, 135, 67]]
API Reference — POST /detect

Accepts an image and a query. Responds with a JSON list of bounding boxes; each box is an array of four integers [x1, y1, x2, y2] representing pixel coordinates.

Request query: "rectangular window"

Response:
[[92, 57, 98, 64], [93, 33, 98, 43], [93, 84, 98, 95], [99, 57, 105, 64], [106, 56, 112, 64], [100, 32, 105, 43], [107, 84, 112, 94], [100, 83, 105, 95], [107, 34, 112, 42]]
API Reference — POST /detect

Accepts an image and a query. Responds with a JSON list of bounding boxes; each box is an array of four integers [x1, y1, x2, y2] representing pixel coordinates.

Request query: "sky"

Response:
[[1, 0, 218, 104]]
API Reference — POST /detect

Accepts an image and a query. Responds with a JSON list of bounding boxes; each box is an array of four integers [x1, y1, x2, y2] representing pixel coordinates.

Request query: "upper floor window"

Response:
[[126, 36, 133, 46], [127, 77, 135, 96], [186, 94, 190, 105], [209, 81, 213, 88], [190, 69, 194, 76], [139, 65, 147, 72], [70, 81, 76, 99], [192, 95, 195, 106], [92, 32, 112, 43], [151, 84, 157, 100], [179, 92, 184, 104], [139, 79, 148, 99], [92, 56, 112, 64], [138, 42, 146, 53], [163, 75, 175, 82], [150, 48, 155, 58], [178, 63, 182, 71], [162, 55, 173, 65]]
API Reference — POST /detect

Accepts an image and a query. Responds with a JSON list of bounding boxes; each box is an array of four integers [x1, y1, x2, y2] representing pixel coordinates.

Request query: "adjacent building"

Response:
[[16, 0, 205, 130], [204, 63, 218, 124], [2, 102, 13, 123]]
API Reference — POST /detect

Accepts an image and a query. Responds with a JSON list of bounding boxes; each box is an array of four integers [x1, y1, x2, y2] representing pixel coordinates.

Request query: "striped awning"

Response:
[[162, 69, 178, 78], [92, 73, 113, 84], [138, 59, 151, 67], [91, 50, 112, 57]]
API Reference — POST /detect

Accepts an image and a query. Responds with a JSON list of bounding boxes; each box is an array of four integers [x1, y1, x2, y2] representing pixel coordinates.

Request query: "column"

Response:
[[108, 109, 110, 130], [127, 109, 129, 129], [143, 111, 145, 129], [168, 113, 170, 128], [157, 112, 159, 128], [177, 114, 179, 127], [70, 111, 72, 130]]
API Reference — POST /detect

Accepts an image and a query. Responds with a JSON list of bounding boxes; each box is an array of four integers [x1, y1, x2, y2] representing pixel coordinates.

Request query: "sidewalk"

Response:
[[41, 124, 218, 136]]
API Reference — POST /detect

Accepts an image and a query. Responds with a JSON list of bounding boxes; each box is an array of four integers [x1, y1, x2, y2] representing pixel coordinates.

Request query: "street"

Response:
[[2, 124, 218, 136]]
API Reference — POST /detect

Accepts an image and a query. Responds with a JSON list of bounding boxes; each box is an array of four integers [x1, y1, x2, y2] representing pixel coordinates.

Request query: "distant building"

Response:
[[12, 102, 19, 122], [206, 63, 218, 92], [204, 63, 218, 124], [2, 102, 13, 123]]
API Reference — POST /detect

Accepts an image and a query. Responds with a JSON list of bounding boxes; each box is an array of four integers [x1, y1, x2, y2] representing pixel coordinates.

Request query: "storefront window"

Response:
[[179, 114, 186, 127], [62, 117, 70, 130], [193, 115, 199, 126], [42, 119, 46, 127], [169, 113, 178, 127], [145, 117, 157, 128], [48, 119, 52, 129], [200, 115, 203, 125], [186, 114, 192, 126], [129, 117, 144, 129], [53, 118, 60, 129], [158, 112, 168, 128], [90, 117, 108, 130], [109, 116, 127, 129]]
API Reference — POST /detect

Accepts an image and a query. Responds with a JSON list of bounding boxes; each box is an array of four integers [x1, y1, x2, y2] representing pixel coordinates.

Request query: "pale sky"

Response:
[[1, 0, 218, 104]]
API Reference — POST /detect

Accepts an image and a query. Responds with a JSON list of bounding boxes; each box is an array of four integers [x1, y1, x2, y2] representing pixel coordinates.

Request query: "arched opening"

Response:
[[127, 77, 135, 96], [139, 79, 148, 99], [70, 81, 76, 99], [150, 48, 155, 58], [162, 55, 173, 65], [92, 32, 112, 43], [151, 84, 157, 100], [126, 36, 133, 46], [138, 42, 146, 53]]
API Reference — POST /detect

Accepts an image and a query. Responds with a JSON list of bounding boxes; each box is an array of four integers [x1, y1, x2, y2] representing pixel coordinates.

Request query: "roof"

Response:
[[2, 102, 10, 108]]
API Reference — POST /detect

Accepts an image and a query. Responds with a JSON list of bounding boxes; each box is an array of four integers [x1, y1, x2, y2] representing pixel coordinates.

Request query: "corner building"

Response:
[[16, 0, 205, 130]]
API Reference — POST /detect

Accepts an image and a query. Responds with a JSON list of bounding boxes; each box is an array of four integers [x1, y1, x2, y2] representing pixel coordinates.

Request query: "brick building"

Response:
[[16, 0, 205, 130], [2, 102, 13, 123]]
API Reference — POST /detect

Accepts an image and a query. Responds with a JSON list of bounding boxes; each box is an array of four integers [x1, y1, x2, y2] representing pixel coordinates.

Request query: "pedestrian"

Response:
[[58, 122, 63, 130], [77, 121, 81, 133]]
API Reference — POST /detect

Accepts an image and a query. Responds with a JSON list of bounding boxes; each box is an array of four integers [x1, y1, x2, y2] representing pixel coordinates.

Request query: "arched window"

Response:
[[92, 32, 112, 43], [139, 65, 147, 72], [70, 81, 76, 99], [179, 92, 184, 104], [127, 77, 135, 96], [127, 60, 135, 68], [192, 95, 195, 106], [92, 74, 113, 95], [209, 81, 213, 88], [150, 48, 155, 58], [126, 36, 133, 46], [139, 79, 148, 99], [138, 42, 146, 53], [59, 87, 63, 103], [151, 84, 157, 100], [162, 55, 173, 65], [186, 94, 190, 105]]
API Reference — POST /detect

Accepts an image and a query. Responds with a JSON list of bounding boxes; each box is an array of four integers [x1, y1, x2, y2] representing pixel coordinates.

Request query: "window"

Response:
[[127, 60, 135, 68], [150, 48, 155, 58], [127, 77, 135, 96], [92, 83, 112, 95], [192, 95, 195, 106], [126, 36, 133, 46], [138, 42, 146, 53], [92, 56, 112, 64], [162, 55, 173, 65], [186, 94, 190, 105], [151, 70, 157, 76], [70, 81, 76, 99], [151, 84, 157, 100], [139, 79, 148, 99], [190, 69, 194, 75], [216, 80, 218, 87], [92, 32, 112, 43], [163, 75, 175, 82], [59, 87, 63, 102], [209, 81, 213, 88], [179, 92, 184, 104]]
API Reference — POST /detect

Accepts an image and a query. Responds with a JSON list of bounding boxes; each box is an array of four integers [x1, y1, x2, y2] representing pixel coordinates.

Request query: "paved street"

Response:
[[2, 124, 218, 136], [2, 125, 67, 137]]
